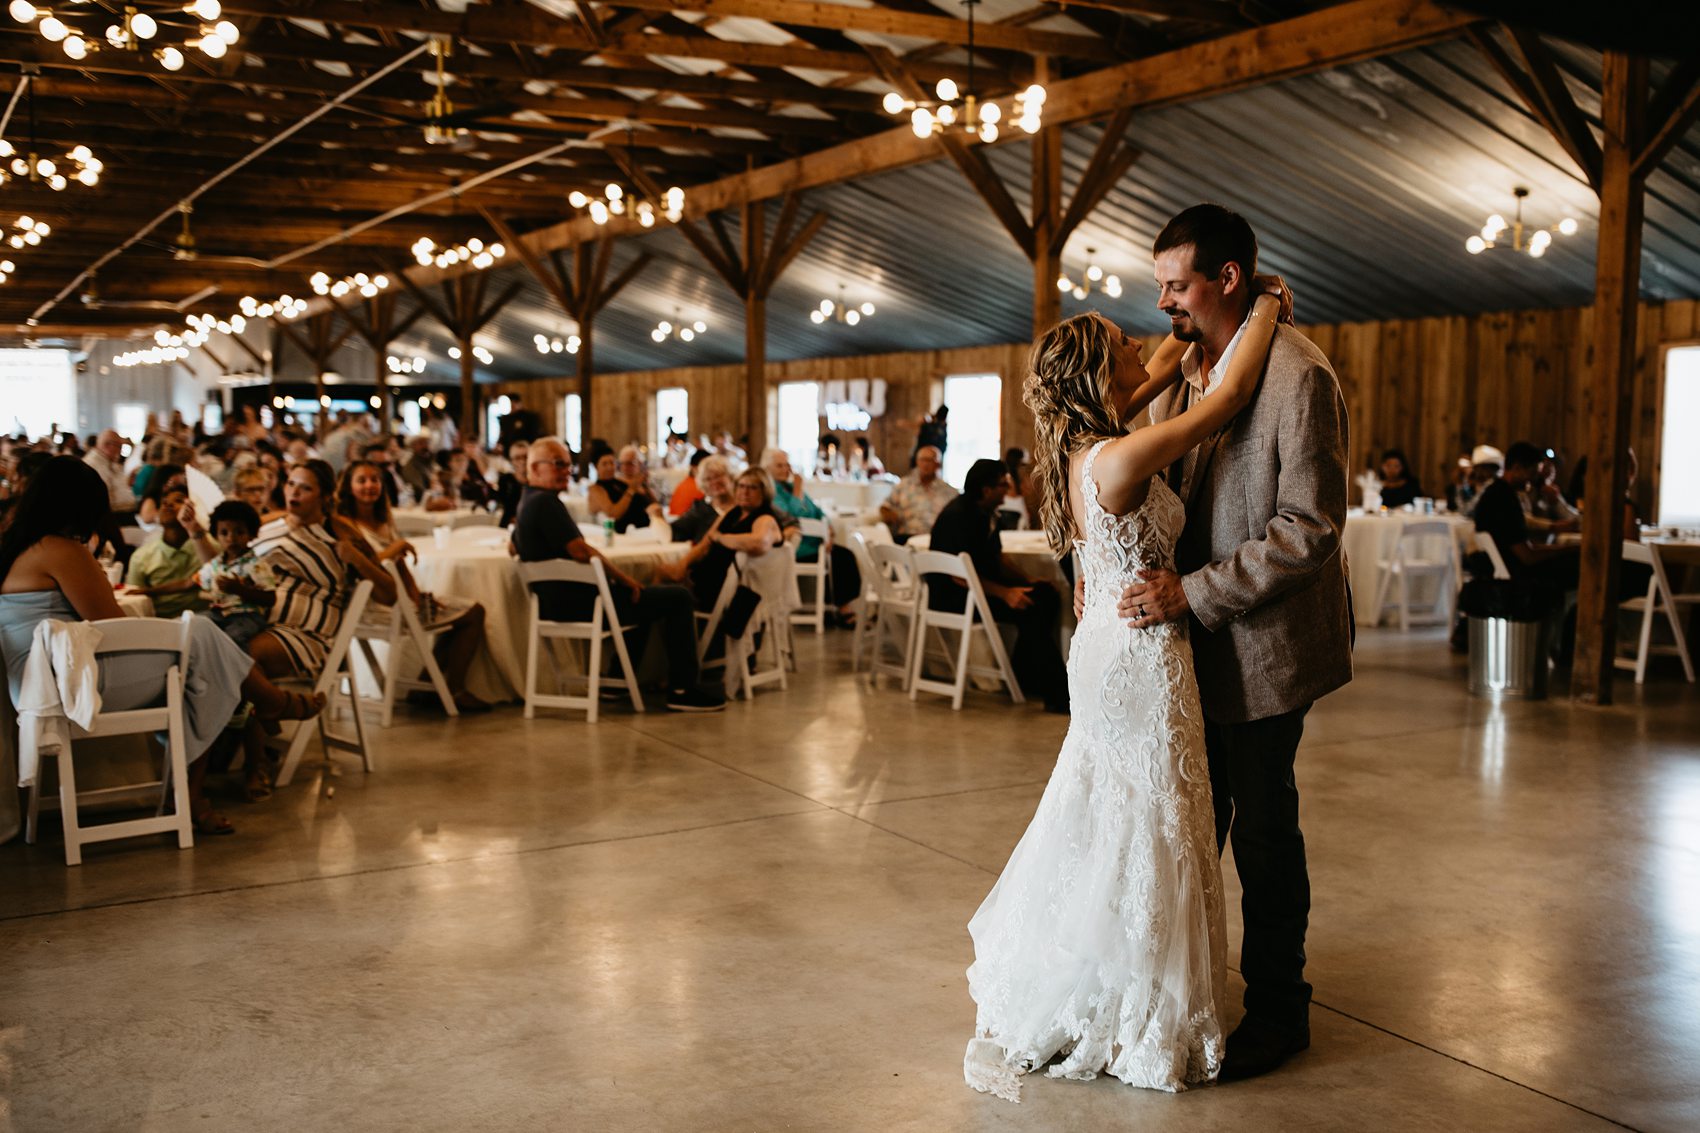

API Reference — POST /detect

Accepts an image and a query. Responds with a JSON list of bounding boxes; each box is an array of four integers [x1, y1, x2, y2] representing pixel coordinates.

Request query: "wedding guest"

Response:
[[879, 445, 957, 543], [514, 437, 724, 713], [761, 448, 861, 626], [912, 405, 948, 462], [669, 449, 709, 516], [356, 439, 403, 506], [0, 457, 323, 836], [335, 460, 491, 712], [399, 434, 435, 500], [1459, 444, 1503, 517], [247, 460, 398, 683], [1001, 447, 1032, 528], [658, 468, 784, 612], [231, 466, 279, 522], [426, 449, 491, 511], [849, 436, 883, 478], [927, 458, 1067, 713], [495, 439, 530, 526], [196, 499, 275, 649], [1377, 449, 1423, 509], [496, 394, 544, 449], [672, 456, 735, 543], [1474, 441, 1579, 588], [83, 429, 136, 513], [125, 487, 208, 617], [1525, 449, 1580, 532], [588, 445, 665, 533]]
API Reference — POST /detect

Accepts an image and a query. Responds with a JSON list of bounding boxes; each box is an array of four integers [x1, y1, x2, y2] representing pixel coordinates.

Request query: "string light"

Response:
[[9, 1, 240, 70], [412, 236, 505, 270]]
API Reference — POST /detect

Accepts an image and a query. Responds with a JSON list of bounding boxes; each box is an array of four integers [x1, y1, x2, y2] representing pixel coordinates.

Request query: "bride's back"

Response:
[[1070, 440, 1186, 628]]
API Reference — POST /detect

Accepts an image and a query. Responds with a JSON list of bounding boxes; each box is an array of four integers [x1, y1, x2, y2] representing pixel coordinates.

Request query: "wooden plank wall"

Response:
[[495, 297, 1699, 512]]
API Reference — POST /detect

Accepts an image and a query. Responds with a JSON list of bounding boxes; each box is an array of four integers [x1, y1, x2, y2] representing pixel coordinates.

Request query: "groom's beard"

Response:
[[1165, 310, 1203, 342]]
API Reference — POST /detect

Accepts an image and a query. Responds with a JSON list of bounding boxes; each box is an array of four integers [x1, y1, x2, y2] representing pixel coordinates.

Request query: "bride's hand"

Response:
[[1252, 273, 1294, 325]]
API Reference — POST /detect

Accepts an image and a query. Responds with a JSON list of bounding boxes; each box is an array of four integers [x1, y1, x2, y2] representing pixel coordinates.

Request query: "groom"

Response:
[[1120, 204, 1353, 1080]]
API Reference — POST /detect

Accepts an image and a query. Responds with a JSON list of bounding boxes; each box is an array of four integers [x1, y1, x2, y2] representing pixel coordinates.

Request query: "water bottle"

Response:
[[601, 517, 615, 547]]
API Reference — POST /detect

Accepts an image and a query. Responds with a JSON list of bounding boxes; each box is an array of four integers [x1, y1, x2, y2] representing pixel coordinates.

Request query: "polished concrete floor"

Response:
[[2, 628, 1697, 1132]]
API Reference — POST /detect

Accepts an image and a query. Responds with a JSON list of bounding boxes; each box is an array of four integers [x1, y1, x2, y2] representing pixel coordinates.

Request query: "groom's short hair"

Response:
[[1155, 204, 1258, 282]]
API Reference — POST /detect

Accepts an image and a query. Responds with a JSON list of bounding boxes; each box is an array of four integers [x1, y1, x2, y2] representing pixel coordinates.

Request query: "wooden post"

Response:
[[458, 335, 477, 443], [743, 196, 768, 456], [1573, 51, 1648, 704], [1031, 59, 1062, 338]]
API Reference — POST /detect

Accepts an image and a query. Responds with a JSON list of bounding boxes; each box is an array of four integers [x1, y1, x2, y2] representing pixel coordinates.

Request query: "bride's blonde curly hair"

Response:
[[1023, 311, 1125, 558]]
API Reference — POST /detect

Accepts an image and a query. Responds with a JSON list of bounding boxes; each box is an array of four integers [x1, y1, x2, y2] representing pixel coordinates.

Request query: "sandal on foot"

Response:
[[244, 765, 274, 802], [193, 808, 236, 836]]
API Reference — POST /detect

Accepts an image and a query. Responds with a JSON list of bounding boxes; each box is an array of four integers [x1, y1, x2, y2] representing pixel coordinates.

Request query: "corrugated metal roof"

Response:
[[377, 37, 1700, 384]]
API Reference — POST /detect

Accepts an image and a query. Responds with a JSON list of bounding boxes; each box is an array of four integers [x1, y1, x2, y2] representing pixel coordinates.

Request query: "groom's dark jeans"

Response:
[[1206, 703, 1313, 1032]]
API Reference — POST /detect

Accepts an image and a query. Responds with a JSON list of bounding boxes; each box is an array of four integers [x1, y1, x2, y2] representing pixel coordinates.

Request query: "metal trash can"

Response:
[[1467, 616, 1552, 699]]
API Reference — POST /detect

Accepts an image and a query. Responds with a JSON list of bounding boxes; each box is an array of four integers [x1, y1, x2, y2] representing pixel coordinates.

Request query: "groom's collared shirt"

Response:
[[1179, 308, 1254, 400]]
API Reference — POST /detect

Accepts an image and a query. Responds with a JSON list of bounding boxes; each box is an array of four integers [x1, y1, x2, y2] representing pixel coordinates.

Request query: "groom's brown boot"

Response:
[[1220, 1016, 1310, 1081]]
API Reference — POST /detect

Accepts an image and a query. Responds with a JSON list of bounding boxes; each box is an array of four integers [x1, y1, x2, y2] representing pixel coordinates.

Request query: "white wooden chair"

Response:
[[1475, 532, 1513, 580], [272, 579, 375, 788], [790, 517, 832, 635], [352, 561, 459, 727], [907, 550, 1024, 709], [730, 549, 794, 699], [394, 512, 440, 538], [1615, 541, 1699, 684], [1375, 520, 1456, 629], [867, 541, 919, 688], [846, 530, 883, 672], [517, 558, 644, 721], [25, 613, 195, 866]]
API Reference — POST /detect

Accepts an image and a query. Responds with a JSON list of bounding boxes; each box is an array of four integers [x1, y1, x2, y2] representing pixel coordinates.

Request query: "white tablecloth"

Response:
[[408, 529, 687, 702], [807, 479, 894, 513], [1342, 511, 1473, 625]]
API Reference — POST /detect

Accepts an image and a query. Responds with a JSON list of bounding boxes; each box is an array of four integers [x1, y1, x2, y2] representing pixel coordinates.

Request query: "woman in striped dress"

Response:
[[248, 460, 396, 681]]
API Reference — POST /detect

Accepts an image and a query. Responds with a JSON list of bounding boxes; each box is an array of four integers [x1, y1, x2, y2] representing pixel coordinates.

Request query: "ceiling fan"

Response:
[[362, 37, 519, 152], [133, 202, 270, 267], [75, 271, 212, 312]]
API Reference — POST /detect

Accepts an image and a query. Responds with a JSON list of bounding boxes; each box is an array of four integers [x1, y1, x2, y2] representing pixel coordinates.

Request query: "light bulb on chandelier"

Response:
[[884, 1, 1043, 144], [13, 1, 239, 71], [651, 311, 707, 344], [809, 287, 876, 327], [1464, 187, 1579, 260], [1055, 247, 1122, 302]]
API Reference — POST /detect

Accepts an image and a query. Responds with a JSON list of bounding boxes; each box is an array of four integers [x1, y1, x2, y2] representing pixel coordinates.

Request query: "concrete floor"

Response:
[[2, 627, 1697, 1132]]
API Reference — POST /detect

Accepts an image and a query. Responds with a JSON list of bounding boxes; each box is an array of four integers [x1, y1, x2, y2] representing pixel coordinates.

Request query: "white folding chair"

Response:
[[394, 512, 440, 537], [867, 541, 919, 688], [1615, 541, 1699, 684], [1475, 532, 1513, 580], [519, 558, 644, 720], [25, 613, 195, 866], [907, 550, 1024, 709], [847, 530, 882, 672], [790, 517, 832, 635], [731, 549, 794, 699], [352, 561, 459, 727], [119, 526, 150, 548], [272, 579, 375, 788], [449, 510, 500, 530], [1375, 520, 1456, 630]]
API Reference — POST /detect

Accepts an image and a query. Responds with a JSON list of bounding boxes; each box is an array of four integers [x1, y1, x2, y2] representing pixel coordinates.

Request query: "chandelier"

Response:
[[810, 287, 875, 327], [651, 311, 706, 343], [237, 292, 309, 320], [311, 270, 390, 299], [882, 0, 1044, 143], [8, 0, 239, 68], [1056, 247, 1122, 301], [7, 213, 49, 249], [412, 235, 506, 270], [533, 331, 581, 355], [0, 78, 101, 190], [448, 343, 493, 365], [1465, 187, 1578, 259], [0, 256, 14, 284], [386, 354, 427, 375], [115, 342, 188, 367], [569, 182, 685, 228]]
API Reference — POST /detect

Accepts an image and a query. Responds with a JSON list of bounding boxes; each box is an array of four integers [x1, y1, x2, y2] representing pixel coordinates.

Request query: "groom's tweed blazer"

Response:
[[1150, 324, 1353, 724]]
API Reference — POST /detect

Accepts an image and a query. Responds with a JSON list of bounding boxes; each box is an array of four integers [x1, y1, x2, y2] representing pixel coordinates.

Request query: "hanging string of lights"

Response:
[[8, 0, 239, 69]]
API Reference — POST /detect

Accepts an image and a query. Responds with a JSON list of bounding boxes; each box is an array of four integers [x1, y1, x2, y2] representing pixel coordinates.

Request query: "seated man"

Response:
[[125, 486, 209, 617], [514, 437, 724, 713], [927, 459, 1067, 713], [761, 447, 860, 625], [1475, 441, 1579, 590], [879, 444, 957, 543]]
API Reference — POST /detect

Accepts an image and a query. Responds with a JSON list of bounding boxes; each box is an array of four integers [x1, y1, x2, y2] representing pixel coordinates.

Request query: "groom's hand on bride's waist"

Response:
[[1119, 569, 1189, 629]]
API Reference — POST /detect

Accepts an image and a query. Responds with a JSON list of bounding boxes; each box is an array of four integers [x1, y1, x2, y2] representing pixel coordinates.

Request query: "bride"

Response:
[[963, 282, 1285, 1101]]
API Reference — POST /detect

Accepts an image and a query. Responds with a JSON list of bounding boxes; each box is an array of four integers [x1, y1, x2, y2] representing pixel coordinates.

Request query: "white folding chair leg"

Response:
[[56, 746, 83, 866]]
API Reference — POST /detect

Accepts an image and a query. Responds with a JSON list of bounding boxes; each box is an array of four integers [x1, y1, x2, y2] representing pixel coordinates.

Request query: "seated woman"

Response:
[[760, 448, 862, 627], [0, 457, 324, 836], [1377, 448, 1424, 509], [124, 486, 208, 617], [335, 460, 491, 713], [424, 449, 492, 513], [494, 440, 529, 527], [657, 468, 785, 611], [587, 446, 666, 533], [247, 460, 399, 686]]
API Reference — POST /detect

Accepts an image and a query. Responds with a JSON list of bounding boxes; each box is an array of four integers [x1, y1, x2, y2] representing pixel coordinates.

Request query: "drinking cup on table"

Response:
[[433, 526, 451, 549]]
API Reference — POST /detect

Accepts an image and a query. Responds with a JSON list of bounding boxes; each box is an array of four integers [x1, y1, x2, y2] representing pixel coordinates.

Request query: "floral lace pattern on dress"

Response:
[[964, 439, 1226, 1101]]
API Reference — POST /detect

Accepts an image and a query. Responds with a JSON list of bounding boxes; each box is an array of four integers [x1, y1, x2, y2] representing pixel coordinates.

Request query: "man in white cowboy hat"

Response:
[[1459, 444, 1506, 517]]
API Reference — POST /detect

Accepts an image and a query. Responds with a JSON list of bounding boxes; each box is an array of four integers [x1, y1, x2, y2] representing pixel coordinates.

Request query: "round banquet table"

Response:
[[1341, 510, 1474, 626], [407, 528, 688, 702], [806, 478, 895, 514]]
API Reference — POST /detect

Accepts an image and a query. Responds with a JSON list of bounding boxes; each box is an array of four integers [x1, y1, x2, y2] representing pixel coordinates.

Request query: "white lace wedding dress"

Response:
[[963, 439, 1227, 1101]]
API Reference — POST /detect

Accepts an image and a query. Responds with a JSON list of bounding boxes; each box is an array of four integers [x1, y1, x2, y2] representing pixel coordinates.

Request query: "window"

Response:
[[201, 403, 223, 434], [654, 387, 688, 451], [112, 403, 150, 448], [400, 399, 422, 435], [485, 395, 512, 450], [1658, 345, 1700, 527], [940, 373, 1002, 489], [0, 348, 76, 439], [776, 381, 821, 475], [562, 393, 583, 454]]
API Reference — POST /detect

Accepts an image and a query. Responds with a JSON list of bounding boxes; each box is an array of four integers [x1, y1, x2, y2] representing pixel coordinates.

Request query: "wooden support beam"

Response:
[[1032, 115, 1064, 337], [939, 134, 1035, 251], [1572, 51, 1648, 706], [1052, 107, 1140, 254], [1503, 26, 1604, 190], [1633, 59, 1700, 180]]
